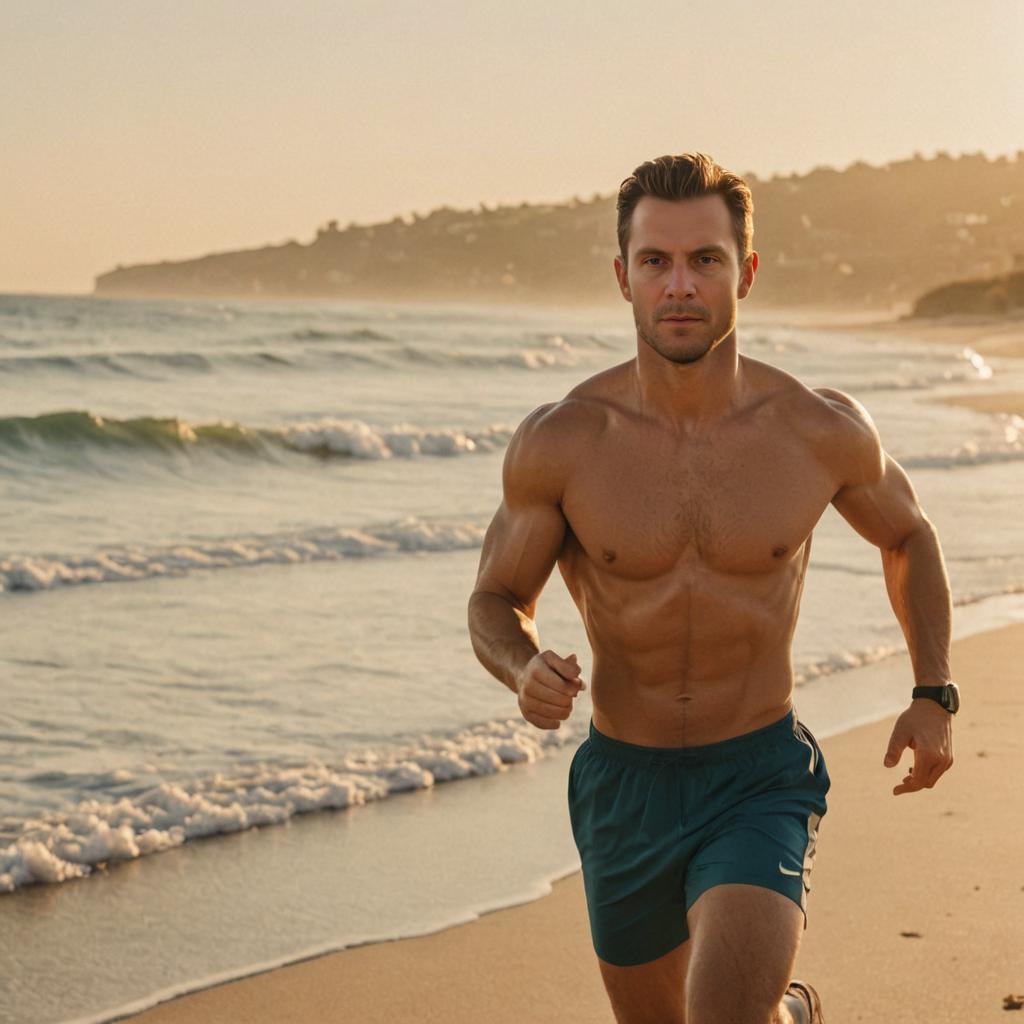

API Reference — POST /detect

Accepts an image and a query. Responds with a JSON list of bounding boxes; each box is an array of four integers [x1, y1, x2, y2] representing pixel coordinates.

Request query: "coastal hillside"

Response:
[[910, 268, 1024, 317], [95, 151, 1024, 309]]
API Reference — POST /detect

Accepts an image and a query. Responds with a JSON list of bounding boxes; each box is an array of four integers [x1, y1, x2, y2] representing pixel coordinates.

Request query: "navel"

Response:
[[602, 549, 617, 563]]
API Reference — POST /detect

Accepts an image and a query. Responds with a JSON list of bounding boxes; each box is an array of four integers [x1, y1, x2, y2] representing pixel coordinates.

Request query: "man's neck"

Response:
[[632, 333, 745, 434]]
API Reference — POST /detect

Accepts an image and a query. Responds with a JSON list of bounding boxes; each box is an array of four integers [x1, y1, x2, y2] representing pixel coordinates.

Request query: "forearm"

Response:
[[467, 590, 541, 694], [880, 519, 953, 685]]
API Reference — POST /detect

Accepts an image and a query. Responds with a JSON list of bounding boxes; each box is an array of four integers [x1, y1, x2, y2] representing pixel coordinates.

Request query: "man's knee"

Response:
[[686, 986, 795, 1024]]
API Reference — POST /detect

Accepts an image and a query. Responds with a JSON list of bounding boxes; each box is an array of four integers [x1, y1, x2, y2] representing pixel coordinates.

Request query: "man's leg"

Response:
[[685, 882, 808, 1024], [597, 936, 692, 1024]]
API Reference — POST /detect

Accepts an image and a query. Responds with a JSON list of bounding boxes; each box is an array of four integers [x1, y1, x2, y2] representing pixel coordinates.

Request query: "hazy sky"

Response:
[[2, 0, 1021, 294]]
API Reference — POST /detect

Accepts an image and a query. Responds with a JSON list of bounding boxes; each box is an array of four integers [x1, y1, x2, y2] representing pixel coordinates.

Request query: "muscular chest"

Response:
[[560, 426, 835, 578]]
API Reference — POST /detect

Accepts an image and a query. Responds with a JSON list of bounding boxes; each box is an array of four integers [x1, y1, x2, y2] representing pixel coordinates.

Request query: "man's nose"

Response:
[[664, 263, 697, 299]]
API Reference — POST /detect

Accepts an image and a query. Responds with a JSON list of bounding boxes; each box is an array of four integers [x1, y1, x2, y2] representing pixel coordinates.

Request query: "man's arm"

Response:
[[468, 402, 585, 730], [814, 387, 954, 795]]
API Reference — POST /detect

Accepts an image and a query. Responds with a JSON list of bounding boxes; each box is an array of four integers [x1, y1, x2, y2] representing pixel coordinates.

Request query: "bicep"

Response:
[[473, 497, 566, 617], [832, 450, 926, 550]]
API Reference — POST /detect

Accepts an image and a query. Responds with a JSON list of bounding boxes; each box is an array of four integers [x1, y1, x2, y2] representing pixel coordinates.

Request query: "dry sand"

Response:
[[121, 622, 1024, 1023]]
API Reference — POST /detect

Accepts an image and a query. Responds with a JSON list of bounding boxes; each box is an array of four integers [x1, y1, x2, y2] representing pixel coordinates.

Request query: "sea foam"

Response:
[[0, 717, 577, 893], [0, 516, 486, 592]]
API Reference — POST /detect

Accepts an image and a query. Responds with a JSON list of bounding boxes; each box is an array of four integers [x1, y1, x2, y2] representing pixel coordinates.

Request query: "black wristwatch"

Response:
[[912, 682, 960, 714]]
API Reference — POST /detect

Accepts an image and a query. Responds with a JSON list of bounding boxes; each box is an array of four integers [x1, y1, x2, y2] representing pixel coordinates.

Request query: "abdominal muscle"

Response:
[[566, 560, 802, 748], [588, 657, 795, 748]]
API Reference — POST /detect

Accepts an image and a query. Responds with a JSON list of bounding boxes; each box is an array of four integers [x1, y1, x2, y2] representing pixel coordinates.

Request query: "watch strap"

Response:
[[912, 683, 959, 713]]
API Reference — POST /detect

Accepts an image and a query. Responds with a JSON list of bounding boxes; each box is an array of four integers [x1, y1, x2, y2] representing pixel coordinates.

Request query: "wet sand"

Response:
[[937, 391, 1024, 418]]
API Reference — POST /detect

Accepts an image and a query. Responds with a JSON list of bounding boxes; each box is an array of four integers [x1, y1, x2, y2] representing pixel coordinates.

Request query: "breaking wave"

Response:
[[0, 516, 487, 593], [0, 410, 516, 461]]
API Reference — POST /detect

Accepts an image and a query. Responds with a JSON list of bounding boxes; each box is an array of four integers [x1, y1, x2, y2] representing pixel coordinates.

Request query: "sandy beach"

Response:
[[119, 621, 1024, 1023]]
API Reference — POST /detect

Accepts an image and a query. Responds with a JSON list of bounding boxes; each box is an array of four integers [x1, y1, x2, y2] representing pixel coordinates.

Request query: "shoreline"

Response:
[[936, 391, 1024, 418], [814, 309, 1024, 420], [115, 621, 1024, 1024], [815, 311, 1024, 361]]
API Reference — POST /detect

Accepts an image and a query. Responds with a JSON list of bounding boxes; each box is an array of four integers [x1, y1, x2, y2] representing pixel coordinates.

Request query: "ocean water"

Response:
[[2, 293, 1023, 1023]]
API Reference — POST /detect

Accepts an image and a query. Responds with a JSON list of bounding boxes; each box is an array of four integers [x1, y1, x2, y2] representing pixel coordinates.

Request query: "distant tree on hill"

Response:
[[94, 150, 1024, 310]]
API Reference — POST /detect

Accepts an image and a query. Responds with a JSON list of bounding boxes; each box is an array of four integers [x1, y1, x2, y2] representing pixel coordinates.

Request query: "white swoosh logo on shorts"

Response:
[[778, 862, 803, 877]]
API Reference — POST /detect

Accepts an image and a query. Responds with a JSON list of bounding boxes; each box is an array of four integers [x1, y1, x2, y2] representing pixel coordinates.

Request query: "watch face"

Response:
[[944, 684, 960, 713]]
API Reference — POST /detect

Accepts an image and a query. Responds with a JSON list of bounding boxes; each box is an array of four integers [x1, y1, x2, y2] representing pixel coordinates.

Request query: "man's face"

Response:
[[613, 194, 757, 365]]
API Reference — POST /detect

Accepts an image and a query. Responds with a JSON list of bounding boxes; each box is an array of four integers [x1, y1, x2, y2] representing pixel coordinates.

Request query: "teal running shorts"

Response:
[[567, 708, 830, 966]]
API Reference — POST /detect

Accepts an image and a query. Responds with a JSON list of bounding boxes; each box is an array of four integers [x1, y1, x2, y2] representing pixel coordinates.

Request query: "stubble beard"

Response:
[[635, 307, 718, 365]]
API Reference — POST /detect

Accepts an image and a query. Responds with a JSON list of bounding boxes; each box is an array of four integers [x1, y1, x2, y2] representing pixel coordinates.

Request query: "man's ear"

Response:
[[737, 250, 758, 300], [613, 254, 632, 302]]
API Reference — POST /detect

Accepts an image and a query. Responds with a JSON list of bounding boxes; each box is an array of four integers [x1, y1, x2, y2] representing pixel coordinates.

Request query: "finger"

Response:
[[893, 780, 923, 795], [533, 662, 584, 697], [526, 711, 562, 730], [884, 732, 908, 767], [527, 684, 572, 709], [528, 672, 582, 707], [562, 654, 587, 689], [524, 693, 572, 719], [893, 769, 929, 795], [542, 650, 582, 682], [545, 650, 580, 675], [912, 751, 943, 787]]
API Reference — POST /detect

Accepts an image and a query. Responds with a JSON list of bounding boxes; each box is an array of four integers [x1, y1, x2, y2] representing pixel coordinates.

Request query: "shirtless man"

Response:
[[467, 152, 956, 1024]]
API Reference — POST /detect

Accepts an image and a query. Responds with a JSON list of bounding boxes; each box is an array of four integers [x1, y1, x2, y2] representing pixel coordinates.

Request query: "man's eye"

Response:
[[697, 255, 718, 265], [643, 257, 663, 266]]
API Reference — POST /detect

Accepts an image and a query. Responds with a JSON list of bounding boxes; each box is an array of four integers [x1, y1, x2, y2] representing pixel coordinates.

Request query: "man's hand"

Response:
[[516, 650, 586, 730], [883, 699, 954, 795]]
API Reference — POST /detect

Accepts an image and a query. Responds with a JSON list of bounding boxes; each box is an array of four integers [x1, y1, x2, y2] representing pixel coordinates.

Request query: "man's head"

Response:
[[613, 153, 757, 366]]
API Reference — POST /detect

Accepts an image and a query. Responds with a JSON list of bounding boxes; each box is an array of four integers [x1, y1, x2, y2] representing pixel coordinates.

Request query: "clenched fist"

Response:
[[516, 650, 587, 730]]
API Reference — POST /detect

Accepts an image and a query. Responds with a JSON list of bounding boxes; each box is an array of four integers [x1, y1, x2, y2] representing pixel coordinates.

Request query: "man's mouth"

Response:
[[661, 315, 703, 322]]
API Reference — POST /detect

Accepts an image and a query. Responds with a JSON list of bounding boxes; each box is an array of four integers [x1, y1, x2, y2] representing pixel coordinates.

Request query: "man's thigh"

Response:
[[685, 883, 805, 1024]]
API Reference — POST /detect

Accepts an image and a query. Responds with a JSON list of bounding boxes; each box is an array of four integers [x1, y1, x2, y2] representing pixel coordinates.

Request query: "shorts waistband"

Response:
[[587, 709, 798, 768]]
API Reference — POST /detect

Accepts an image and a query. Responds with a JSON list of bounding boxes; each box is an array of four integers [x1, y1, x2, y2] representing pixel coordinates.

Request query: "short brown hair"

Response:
[[616, 153, 753, 264]]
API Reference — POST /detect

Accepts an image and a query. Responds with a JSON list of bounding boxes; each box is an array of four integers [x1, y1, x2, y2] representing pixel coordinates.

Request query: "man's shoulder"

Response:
[[503, 366, 627, 501], [742, 358, 884, 487], [808, 385, 874, 424], [513, 362, 629, 446], [510, 395, 606, 452], [800, 384, 885, 488]]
